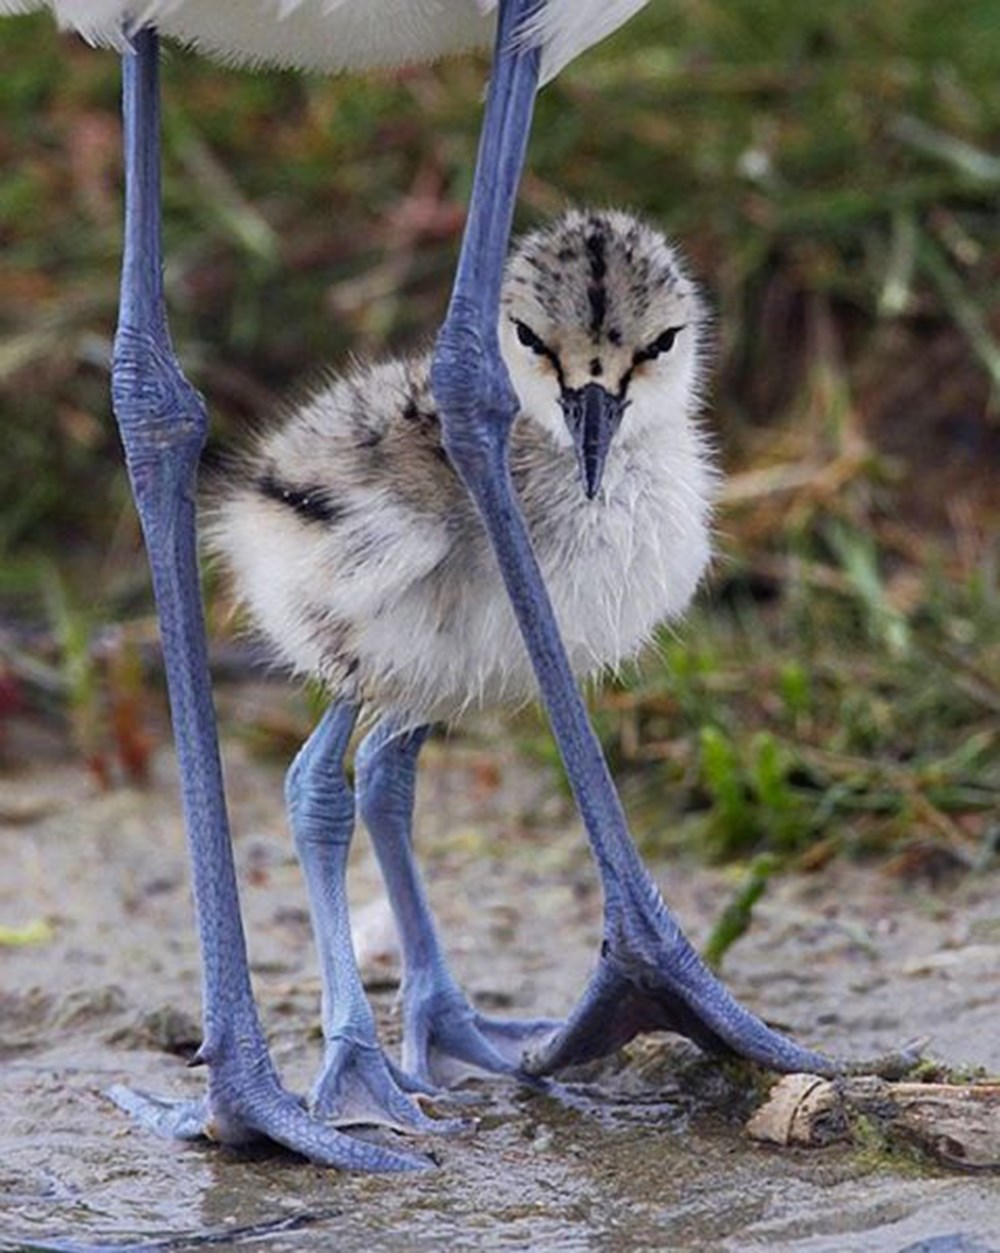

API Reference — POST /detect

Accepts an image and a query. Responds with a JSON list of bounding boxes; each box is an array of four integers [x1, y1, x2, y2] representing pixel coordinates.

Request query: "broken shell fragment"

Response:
[[746, 1073, 849, 1147]]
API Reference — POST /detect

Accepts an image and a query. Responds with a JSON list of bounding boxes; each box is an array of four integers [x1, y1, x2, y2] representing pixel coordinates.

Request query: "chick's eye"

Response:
[[511, 318, 565, 386], [634, 325, 684, 366], [513, 319, 548, 355]]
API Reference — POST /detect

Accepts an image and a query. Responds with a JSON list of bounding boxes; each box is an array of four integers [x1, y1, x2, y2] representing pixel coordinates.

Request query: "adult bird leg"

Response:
[[431, 0, 901, 1079], [286, 703, 469, 1129], [355, 720, 559, 1087], [105, 28, 426, 1171]]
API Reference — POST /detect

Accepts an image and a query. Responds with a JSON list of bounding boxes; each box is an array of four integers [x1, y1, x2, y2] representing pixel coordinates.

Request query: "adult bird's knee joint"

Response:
[[431, 320, 520, 475], [112, 327, 208, 469]]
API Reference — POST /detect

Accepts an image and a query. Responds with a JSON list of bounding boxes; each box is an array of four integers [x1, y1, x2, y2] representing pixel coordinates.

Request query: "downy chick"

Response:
[[208, 209, 715, 723]]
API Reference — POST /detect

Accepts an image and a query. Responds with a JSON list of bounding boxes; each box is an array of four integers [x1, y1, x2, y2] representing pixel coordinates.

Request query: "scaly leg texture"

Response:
[[286, 704, 466, 1131], [355, 720, 559, 1088], [431, 0, 913, 1079], [106, 29, 425, 1171]]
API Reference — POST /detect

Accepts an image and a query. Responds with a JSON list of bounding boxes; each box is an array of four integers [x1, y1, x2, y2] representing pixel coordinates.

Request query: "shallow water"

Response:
[[2, 707, 999, 1251]]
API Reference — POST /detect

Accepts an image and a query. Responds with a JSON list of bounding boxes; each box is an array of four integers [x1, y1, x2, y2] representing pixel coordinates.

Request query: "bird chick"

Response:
[[207, 208, 715, 724]]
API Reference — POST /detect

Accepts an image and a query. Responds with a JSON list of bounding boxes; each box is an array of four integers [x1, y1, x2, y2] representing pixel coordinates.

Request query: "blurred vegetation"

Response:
[[1, 2, 998, 880]]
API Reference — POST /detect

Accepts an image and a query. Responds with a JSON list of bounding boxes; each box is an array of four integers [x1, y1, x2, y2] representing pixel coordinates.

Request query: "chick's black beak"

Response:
[[560, 383, 628, 500]]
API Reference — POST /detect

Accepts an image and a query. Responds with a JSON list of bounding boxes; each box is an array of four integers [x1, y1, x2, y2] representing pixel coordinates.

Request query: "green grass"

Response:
[[2, 3, 998, 570], [584, 529, 1000, 866], [1, 3, 998, 894]]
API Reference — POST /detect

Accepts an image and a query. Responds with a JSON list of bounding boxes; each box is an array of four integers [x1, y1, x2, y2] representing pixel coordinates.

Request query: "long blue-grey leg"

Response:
[[430, 0, 900, 1079], [285, 704, 466, 1131], [104, 29, 426, 1171], [355, 720, 560, 1087]]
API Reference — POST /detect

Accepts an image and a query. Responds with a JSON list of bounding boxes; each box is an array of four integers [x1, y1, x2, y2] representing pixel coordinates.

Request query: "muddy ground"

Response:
[[2, 689, 999, 1252]]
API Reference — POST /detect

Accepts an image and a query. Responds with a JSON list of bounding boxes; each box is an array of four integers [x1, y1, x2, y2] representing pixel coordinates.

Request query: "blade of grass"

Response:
[[917, 232, 1000, 391]]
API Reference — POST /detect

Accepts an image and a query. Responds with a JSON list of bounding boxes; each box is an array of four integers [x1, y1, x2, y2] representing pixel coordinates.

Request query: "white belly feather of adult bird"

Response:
[[2, 0, 914, 1173], [0, 0, 648, 80]]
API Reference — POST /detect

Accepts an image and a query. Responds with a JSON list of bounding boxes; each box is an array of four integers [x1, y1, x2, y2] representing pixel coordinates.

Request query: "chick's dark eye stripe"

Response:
[[617, 325, 685, 398], [633, 325, 683, 367], [512, 318, 566, 388]]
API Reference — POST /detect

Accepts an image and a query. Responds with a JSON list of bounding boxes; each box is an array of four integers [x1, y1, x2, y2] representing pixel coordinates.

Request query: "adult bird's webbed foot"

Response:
[[107, 1035, 429, 1171], [519, 945, 806, 1078], [523, 888, 921, 1080]]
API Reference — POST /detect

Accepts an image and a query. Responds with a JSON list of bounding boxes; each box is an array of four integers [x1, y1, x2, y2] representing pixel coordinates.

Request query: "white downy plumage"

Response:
[[0, 1, 648, 82]]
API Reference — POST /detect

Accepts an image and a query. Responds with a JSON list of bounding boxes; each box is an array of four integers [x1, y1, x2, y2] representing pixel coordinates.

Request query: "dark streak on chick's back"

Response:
[[257, 470, 345, 525]]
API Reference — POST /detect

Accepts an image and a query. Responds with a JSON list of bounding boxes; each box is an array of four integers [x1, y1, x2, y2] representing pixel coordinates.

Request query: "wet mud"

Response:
[[2, 696, 999, 1251]]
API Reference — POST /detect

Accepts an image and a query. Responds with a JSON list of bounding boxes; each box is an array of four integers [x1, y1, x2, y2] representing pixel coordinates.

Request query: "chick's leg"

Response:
[[356, 720, 559, 1087], [288, 703, 468, 1133]]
